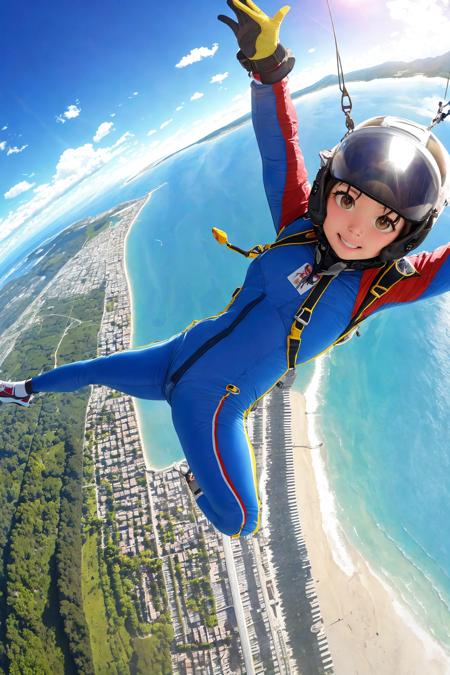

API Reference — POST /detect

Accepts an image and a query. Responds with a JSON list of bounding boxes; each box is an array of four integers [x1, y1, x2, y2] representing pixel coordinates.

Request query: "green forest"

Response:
[[0, 285, 173, 674], [0, 290, 103, 673], [0, 204, 176, 673]]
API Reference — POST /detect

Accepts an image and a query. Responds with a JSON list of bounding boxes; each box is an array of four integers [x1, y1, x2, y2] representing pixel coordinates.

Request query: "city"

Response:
[[1, 196, 334, 674]]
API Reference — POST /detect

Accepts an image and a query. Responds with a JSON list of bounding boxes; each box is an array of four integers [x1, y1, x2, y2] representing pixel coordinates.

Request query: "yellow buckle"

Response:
[[371, 284, 388, 299], [295, 306, 313, 326]]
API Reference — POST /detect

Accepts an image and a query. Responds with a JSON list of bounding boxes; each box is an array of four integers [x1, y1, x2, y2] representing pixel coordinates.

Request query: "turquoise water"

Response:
[[320, 291, 450, 647], [125, 126, 272, 466], [124, 77, 450, 651]]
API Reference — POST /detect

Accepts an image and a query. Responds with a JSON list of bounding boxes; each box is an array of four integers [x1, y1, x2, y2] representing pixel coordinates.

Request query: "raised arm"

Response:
[[251, 78, 310, 233], [218, 0, 310, 234]]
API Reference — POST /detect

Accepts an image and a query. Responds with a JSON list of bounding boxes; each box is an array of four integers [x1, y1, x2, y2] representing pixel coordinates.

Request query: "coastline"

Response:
[[123, 190, 156, 471], [290, 383, 450, 674], [123, 187, 160, 348]]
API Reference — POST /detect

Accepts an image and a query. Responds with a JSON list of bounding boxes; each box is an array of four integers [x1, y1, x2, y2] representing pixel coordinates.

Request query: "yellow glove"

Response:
[[234, 0, 290, 59], [218, 0, 295, 84]]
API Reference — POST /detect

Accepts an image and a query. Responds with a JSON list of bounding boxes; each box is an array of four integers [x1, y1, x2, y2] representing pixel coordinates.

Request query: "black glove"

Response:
[[218, 0, 295, 84]]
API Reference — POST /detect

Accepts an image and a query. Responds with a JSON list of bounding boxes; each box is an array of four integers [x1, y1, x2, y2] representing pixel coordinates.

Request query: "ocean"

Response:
[[124, 77, 450, 653], [2, 76, 449, 653]]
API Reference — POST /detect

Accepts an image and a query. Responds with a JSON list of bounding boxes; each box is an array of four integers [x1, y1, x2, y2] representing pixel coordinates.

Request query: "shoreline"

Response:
[[290, 383, 450, 674], [123, 187, 160, 350], [122, 190, 156, 472]]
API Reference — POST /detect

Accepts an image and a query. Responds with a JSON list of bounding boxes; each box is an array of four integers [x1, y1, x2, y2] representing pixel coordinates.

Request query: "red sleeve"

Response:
[[251, 79, 310, 234], [354, 244, 450, 320]]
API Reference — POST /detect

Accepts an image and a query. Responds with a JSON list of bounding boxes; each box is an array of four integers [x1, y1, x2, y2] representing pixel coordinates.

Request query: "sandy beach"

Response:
[[290, 388, 450, 675]]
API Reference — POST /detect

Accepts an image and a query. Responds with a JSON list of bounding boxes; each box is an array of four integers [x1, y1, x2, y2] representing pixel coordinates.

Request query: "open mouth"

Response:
[[338, 234, 361, 250]]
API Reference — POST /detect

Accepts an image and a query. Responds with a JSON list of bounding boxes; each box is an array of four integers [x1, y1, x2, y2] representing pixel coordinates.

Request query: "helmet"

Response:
[[308, 116, 450, 266]]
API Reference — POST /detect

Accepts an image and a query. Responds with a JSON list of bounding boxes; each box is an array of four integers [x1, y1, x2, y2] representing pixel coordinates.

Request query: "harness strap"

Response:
[[334, 258, 419, 345], [211, 228, 418, 369], [287, 274, 335, 369], [211, 226, 317, 258], [212, 226, 330, 370], [271, 229, 318, 248]]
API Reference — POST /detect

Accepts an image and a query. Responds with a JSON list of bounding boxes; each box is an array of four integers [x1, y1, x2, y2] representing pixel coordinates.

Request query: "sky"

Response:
[[1, 0, 449, 262]]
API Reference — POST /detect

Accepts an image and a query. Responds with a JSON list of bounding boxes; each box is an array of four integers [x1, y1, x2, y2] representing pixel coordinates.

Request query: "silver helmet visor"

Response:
[[330, 127, 441, 222]]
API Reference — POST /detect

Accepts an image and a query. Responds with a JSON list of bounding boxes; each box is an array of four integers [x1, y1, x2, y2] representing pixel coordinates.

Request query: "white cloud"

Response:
[[0, 134, 134, 247], [176, 105, 184, 112], [7, 144, 28, 156], [147, 140, 161, 152], [1, 125, 7, 131], [308, 48, 316, 54], [110, 112, 116, 118], [210, 72, 229, 85], [0, 141, 6, 152], [160, 119, 173, 130], [190, 92, 204, 101], [64, 105, 81, 119], [114, 131, 134, 147], [54, 144, 109, 181], [4, 180, 35, 200], [128, 91, 140, 99], [56, 102, 81, 124], [394, 95, 443, 121], [33, 183, 50, 196], [387, 0, 448, 28], [147, 128, 157, 136], [175, 43, 219, 68], [385, 0, 450, 60], [93, 121, 114, 142], [51, 134, 131, 181]]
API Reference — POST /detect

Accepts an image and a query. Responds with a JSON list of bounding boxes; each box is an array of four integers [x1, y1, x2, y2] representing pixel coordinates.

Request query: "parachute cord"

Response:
[[428, 73, 450, 130], [325, 0, 355, 136]]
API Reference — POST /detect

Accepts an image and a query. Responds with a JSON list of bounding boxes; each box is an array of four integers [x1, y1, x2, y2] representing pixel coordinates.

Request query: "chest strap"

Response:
[[334, 258, 419, 346], [212, 226, 330, 369], [287, 274, 335, 369]]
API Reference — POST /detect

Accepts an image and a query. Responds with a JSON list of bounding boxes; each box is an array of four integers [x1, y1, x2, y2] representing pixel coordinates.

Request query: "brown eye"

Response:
[[375, 215, 395, 233], [335, 191, 355, 210]]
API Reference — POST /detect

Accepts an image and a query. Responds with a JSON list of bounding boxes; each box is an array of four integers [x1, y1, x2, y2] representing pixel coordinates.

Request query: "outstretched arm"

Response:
[[402, 243, 450, 302], [219, 0, 310, 234], [356, 242, 450, 322]]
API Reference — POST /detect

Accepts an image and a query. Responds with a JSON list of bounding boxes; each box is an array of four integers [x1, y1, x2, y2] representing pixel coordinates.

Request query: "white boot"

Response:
[[0, 380, 32, 407]]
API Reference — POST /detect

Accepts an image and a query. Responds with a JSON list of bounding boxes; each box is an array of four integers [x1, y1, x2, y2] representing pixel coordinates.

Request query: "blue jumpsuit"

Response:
[[32, 79, 450, 537]]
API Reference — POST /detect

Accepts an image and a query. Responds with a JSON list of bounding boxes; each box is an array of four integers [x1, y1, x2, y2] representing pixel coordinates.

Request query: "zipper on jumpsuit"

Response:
[[165, 293, 266, 400]]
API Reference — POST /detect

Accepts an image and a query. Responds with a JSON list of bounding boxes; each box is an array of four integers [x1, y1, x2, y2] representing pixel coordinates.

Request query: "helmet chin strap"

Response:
[[313, 244, 348, 275], [312, 230, 385, 274]]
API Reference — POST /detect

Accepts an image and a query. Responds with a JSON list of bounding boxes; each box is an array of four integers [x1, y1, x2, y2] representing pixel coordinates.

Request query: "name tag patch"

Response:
[[288, 263, 320, 295]]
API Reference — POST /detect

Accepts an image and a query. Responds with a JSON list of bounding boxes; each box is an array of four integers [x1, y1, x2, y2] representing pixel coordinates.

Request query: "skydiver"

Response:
[[1, 0, 449, 538]]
